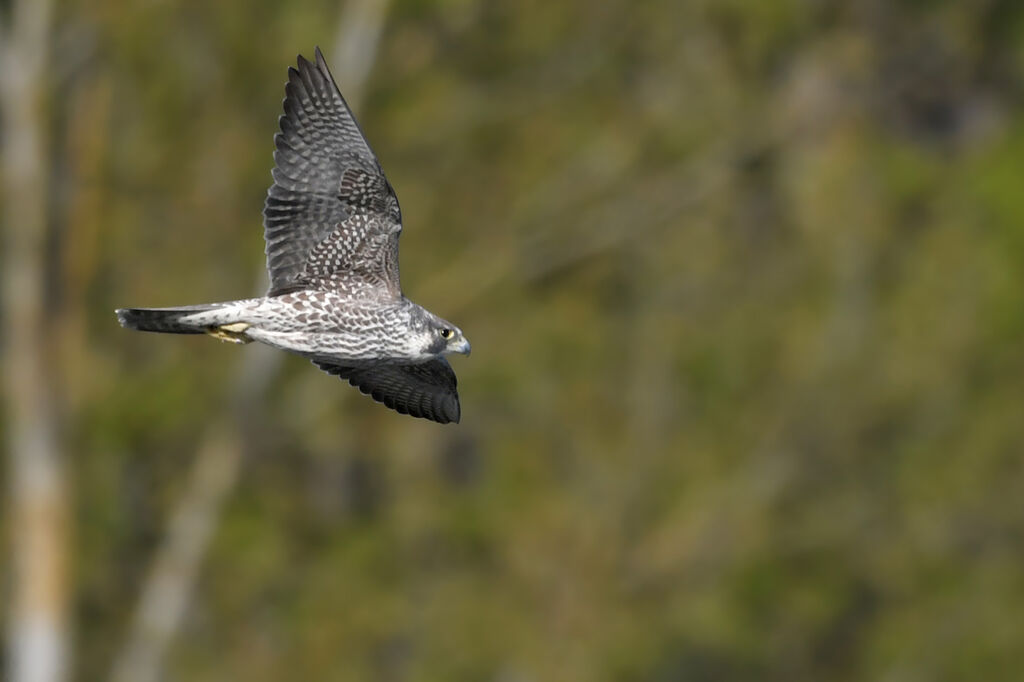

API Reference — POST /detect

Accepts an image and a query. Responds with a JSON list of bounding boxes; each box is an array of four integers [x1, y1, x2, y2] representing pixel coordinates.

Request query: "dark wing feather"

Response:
[[263, 47, 402, 297], [314, 358, 461, 424]]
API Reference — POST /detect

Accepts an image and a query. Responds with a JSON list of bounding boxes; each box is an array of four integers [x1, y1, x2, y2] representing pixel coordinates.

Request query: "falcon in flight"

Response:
[[117, 48, 470, 424]]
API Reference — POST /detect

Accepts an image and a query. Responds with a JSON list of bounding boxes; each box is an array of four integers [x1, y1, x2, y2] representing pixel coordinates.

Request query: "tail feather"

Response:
[[116, 305, 215, 334]]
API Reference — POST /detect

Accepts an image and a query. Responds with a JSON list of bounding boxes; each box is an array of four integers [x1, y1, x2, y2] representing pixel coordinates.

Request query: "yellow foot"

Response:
[[207, 322, 252, 344]]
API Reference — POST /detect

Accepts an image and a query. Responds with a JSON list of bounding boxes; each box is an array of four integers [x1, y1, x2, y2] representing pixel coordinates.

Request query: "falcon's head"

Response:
[[411, 310, 470, 359]]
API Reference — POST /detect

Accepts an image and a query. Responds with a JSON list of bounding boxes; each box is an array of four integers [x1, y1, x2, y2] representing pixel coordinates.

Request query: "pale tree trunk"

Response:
[[0, 1, 68, 682], [109, 4, 391, 681]]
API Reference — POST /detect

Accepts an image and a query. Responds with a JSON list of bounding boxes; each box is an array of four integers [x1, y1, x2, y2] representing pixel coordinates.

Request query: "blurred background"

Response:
[[3, 0, 1024, 680]]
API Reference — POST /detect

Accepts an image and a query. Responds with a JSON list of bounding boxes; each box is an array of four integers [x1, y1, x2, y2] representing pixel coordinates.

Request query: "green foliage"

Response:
[[36, 0, 1024, 679]]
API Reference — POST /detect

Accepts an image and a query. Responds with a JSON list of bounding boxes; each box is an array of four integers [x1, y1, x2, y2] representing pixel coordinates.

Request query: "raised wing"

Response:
[[313, 358, 461, 424], [263, 47, 402, 298]]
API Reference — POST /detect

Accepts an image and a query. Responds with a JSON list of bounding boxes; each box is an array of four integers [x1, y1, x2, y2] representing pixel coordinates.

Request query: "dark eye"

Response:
[[440, 328, 453, 339]]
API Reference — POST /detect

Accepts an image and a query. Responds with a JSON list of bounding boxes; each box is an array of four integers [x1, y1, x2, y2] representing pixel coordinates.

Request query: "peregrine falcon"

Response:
[[116, 48, 470, 424]]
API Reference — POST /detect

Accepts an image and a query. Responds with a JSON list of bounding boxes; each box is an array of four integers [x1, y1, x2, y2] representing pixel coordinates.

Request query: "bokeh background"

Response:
[[3, 0, 1024, 680]]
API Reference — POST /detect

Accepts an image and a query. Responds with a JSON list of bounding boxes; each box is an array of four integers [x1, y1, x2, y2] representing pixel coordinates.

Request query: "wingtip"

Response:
[[313, 46, 336, 83], [297, 47, 327, 70], [295, 47, 336, 88], [447, 398, 461, 425]]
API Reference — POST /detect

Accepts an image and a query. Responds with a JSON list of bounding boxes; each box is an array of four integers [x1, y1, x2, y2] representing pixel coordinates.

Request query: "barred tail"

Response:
[[115, 305, 214, 334]]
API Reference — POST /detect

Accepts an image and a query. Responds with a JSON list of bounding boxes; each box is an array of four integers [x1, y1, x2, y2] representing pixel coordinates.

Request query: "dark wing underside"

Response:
[[263, 47, 402, 297], [313, 358, 461, 424]]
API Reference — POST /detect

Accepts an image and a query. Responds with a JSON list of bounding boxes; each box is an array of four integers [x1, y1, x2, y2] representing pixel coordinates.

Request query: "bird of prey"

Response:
[[116, 48, 470, 424]]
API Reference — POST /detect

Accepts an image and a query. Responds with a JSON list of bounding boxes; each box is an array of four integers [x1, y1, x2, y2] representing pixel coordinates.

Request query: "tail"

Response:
[[115, 305, 217, 334]]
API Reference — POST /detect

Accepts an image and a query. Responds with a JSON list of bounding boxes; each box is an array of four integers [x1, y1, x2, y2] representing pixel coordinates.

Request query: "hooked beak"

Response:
[[452, 336, 471, 356]]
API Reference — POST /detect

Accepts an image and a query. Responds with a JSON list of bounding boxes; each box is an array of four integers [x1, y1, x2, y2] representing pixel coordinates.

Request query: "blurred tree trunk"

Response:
[[109, 3, 390, 681], [0, 1, 68, 682]]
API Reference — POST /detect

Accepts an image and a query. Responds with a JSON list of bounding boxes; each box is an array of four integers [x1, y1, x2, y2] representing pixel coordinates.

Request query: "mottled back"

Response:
[[263, 47, 402, 299]]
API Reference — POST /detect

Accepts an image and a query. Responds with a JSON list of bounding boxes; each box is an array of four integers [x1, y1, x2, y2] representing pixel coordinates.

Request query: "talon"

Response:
[[207, 323, 252, 344]]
